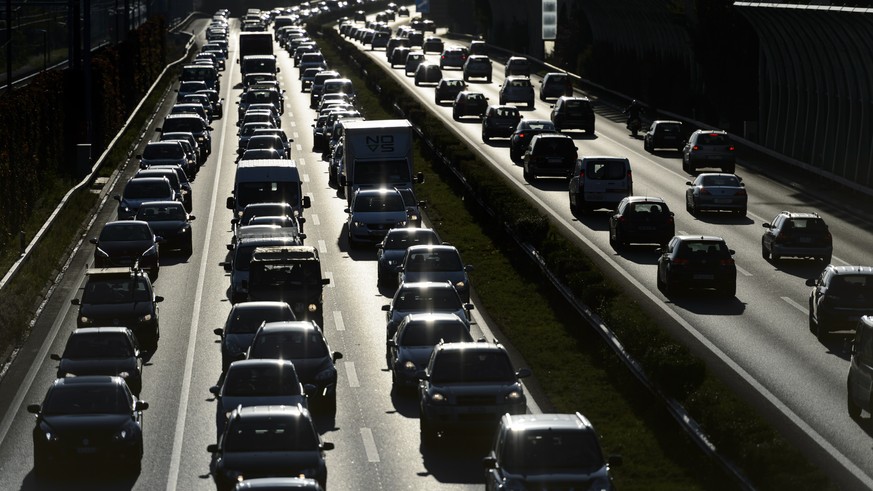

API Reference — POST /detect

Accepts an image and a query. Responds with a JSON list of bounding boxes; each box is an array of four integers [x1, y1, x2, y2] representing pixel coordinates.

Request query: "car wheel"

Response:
[[528, 100, 534, 109], [452, 110, 459, 121], [761, 242, 770, 260], [419, 415, 438, 444], [610, 229, 623, 251], [482, 133, 490, 143], [656, 271, 666, 293], [737, 208, 747, 217], [847, 383, 862, 419], [644, 140, 652, 152], [682, 158, 690, 174], [568, 192, 579, 214], [184, 239, 193, 256], [33, 445, 48, 476], [487, 76, 492, 83], [522, 166, 535, 183], [722, 281, 737, 298], [322, 392, 337, 415]]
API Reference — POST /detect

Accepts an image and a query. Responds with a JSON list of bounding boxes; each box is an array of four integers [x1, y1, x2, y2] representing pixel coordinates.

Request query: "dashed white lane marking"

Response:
[[290, 121, 297, 127], [333, 311, 345, 331], [677, 230, 688, 235], [311, 214, 320, 226], [299, 158, 306, 166], [737, 265, 752, 277], [318, 239, 327, 254], [293, 131, 300, 139], [303, 174, 310, 183], [782, 296, 808, 315], [345, 361, 360, 388], [325, 271, 334, 287], [360, 428, 380, 463], [296, 144, 303, 152]]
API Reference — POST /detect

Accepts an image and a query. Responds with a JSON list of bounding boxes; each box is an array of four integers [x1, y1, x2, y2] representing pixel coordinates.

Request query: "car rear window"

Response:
[[533, 137, 575, 155], [400, 321, 471, 346], [786, 218, 828, 231], [630, 202, 667, 214], [564, 99, 590, 110], [251, 331, 329, 359], [430, 350, 515, 383], [143, 144, 183, 159], [585, 160, 627, 180], [700, 175, 740, 187], [698, 133, 728, 145], [659, 123, 681, 133], [677, 240, 730, 257]]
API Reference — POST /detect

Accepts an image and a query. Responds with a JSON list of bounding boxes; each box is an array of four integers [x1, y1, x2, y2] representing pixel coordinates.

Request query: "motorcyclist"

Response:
[[624, 100, 643, 128]]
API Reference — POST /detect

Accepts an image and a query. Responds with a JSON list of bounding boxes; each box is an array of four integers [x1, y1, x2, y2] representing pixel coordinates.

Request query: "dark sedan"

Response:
[[452, 91, 489, 120], [214, 301, 297, 371], [482, 105, 522, 143], [376, 227, 442, 287], [27, 376, 148, 474], [608, 196, 675, 249], [135, 201, 195, 255], [51, 327, 143, 395], [685, 173, 748, 217], [91, 220, 162, 277], [387, 313, 473, 390]]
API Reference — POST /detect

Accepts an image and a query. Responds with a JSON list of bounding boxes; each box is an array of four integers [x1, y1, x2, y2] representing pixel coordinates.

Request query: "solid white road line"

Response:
[[782, 296, 809, 315]]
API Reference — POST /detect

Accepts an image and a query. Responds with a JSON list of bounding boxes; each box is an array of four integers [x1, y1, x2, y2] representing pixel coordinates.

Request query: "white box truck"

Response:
[[339, 119, 422, 203]]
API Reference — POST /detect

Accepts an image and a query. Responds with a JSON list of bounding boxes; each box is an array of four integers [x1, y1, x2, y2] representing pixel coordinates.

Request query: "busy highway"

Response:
[[0, 3, 871, 491]]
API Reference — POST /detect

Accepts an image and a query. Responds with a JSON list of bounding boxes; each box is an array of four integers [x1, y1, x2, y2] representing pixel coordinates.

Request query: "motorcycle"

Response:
[[627, 116, 641, 138]]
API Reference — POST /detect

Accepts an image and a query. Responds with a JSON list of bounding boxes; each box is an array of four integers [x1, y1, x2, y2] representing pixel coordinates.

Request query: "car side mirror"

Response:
[[221, 261, 231, 272], [332, 351, 344, 361], [134, 401, 149, 411], [71, 298, 80, 306], [89, 238, 98, 244], [213, 328, 224, 336], [416, 370, 428, 380], [729, 249, 735, 255], [516, 368, 532, 378], [416, 172, 425, 184], [381, 305, 390, 311], [322, 278, 330, 285], [343, 208, 350, 214], [465, 303, 475, 311], [482, 456, 497, 469], [226, 244, 234, 251], [155, 296, 164, 303], [189, 215, 196, 221], [762, 223, 772, 229], [207, 126, 214, 131], [302, 196, 312, 209], [207, 444, 218, 453], [50, 354, 61, 361], [464, 265, 474, 272], [226, 197, 235, 210], [321, 442, 335, 451], [685, 181, 692, 186], [27, 404, 40, 414], [113, 195, 121, 202], [805, 278, 817, 287], [209, 386, 220, 395]]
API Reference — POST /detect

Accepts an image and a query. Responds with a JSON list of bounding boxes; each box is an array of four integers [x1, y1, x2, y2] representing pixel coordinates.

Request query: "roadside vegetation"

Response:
[[309, 5, 834, 489]]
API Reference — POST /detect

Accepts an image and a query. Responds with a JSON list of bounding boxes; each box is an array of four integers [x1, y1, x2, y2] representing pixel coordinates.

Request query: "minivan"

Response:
[[568, 156, 633, 213]]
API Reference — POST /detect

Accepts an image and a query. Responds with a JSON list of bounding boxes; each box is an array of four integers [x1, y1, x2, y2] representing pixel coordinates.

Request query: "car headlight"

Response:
[[505, 390, 524, 401], [79, 316, 92, 325], [118, 371, 130, 379], [455, 281, 466, 289], [39, 423, 59, 442], [403, 360, 416, 371], [178, 225, 191, 234], [395, 220, 407, 227], [138, 313, 153, 323], [408, 214, 418, 223], [429, 391, 446, 403], [352, 221, 363, 227], [113, 421, 138, 441], [308, 303, 318, 312]]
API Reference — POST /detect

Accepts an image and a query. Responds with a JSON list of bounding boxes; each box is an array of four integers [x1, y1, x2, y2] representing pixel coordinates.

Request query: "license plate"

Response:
[[693, 274, 714, 280], [638, 226, 655, 231], [547, 158, 562, 164], [76, 447, 96, 454], [714, 199, 731, 204], [799, 237, 812, 243]]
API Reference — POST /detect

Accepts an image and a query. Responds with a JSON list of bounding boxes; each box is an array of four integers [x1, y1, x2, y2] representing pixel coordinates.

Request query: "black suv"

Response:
[[462, 55, 492, 82], [509, 119, 557, 162], [483, 412, 622, 491], [806, 265, 873, 340], [656, 235, 737, 297], [417, 342, 530, 442], [762, 211, 832, 263], [71, 267, 164, 349], [682, 129, 736, 174], [550, 96, 595, 133], [521, 133, 578, 181], [609, 196, 675, 249], [481, 105, 522, 143]]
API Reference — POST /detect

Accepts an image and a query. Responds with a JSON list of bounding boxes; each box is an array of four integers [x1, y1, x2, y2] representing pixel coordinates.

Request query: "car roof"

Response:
[[398, 281, 457, 291], [406, 244, 458, 253], [51, 375, 125, 388], [259, 320, 321, 334], [501, 412, 595, 432], [402, 312, 468, 324], [229, 404, 310, 421], [624, 196, 667, 204], [433, 341, 504, 354], [231, 301, 292, 312], [674, 235, 726, 242], [71, 326, 132, 336], [777, 211, 821, 219], [825, 265, 873, 275]]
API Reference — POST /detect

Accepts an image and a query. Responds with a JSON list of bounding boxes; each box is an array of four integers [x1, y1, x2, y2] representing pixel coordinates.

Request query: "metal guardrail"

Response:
[[0, 20, 198, 295]]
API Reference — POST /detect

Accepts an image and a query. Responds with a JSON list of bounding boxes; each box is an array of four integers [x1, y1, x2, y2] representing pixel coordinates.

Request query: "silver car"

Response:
[[398, 245, 473, 302], [685, 173, 747, 216]]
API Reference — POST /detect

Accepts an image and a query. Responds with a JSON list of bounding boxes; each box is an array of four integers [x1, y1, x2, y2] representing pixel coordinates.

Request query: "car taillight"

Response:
[[672, 258, 689, 265], [735, 188, 746, 196], [617, 216, 626, 223], [518, 132, 525, 139], [728, 145, 735, 151], [720, 258, 735, 266], [692, 145, 700, 151], [699, 187, 710, 195], [578, 170, 585, 179]]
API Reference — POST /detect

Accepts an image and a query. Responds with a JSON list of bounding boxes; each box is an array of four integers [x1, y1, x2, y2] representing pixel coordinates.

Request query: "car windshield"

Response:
[[227, 306, 293, 334], [236, 182, 299, 210], [500, 429, 605, 473], [143, 144, 183, 159], [430, 350, 515, 383], [249, 331, 329, 359], [405, 250, 463, 272], [241, 204, 291, 224], [99, 223, 152, 241], [699, 175, 740, 187], [384, 230, 439, 249], [43, 385, 131, 415], [394, 289, 462, 311], [136, 203, 186, 221], [181, 66, 216, 81], [162, 118, 205, 133], [223, 364, 301, 396], [400, 321, 471, 346], [224, 417, 318, 451], [82, 277, 152, 304], [250, 262, 320, 287], [64, 333, 133, 358], [354, 193, 405, 212]]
